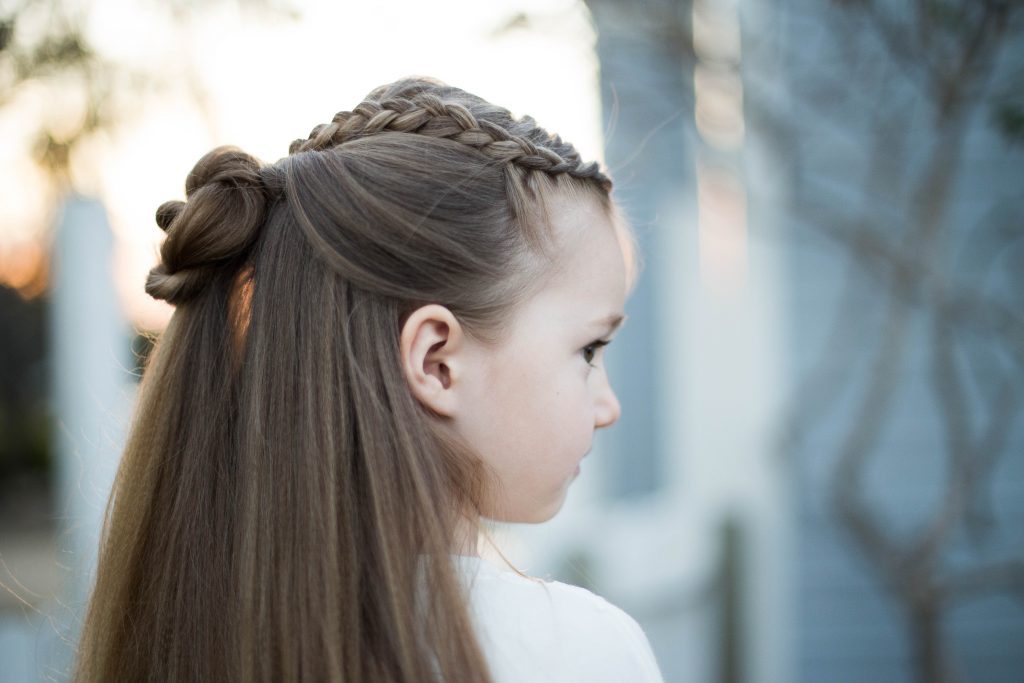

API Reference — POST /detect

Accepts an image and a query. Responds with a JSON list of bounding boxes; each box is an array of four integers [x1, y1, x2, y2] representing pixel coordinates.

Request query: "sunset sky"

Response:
[[0, 0, 605, 329]]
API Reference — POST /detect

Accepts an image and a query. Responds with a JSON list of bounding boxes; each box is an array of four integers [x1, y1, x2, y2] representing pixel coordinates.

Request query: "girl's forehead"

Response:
[[548, 206, 629, 286], [520, 210, 628, 327], [539, 190, 638, 296]]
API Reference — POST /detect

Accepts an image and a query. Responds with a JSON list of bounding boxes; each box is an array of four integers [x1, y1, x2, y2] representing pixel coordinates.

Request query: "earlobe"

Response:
[[399, 304, 463, 418]]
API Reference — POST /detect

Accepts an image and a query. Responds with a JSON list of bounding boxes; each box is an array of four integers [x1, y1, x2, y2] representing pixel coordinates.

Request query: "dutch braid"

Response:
[[288, 92, 612, 192], [146, 79, 613, 308]]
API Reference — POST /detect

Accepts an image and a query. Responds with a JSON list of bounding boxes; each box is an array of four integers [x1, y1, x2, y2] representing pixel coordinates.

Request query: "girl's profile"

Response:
[[73, 76, 663, 683]]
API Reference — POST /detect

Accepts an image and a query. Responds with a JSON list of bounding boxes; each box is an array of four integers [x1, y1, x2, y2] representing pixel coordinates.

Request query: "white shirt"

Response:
[[451, 555, 665, 683]]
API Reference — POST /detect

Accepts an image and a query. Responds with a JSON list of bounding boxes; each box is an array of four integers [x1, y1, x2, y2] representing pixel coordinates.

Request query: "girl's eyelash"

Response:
[[582, 339, 611, 367]]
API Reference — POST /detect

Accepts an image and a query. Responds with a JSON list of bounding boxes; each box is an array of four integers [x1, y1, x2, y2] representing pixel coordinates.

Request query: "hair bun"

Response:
[[184, 146, 262, 197], [147, 145, 269, 306], [155, 200, 186, 232]]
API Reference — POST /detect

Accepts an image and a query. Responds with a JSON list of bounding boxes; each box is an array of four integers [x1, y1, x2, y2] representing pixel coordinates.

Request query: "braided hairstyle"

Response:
[[146, 76, 612, 309], [77, 77, 622, 683], [288, 79, 610, 188]]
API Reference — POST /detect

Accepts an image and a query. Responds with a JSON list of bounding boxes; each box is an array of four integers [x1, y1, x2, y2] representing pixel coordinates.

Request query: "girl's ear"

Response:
[[399, 304, 465, 417]]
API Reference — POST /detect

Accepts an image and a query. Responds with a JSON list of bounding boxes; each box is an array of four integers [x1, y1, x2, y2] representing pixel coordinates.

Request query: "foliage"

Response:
[[0, 285, 51, 481]]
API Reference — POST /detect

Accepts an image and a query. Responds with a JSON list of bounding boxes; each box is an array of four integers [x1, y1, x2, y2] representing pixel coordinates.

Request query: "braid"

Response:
[[145, 80, 613, 307], [288, 92, 612, 192]]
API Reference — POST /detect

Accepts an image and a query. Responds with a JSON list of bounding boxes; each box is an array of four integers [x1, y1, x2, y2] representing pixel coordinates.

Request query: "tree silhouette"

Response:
[[753, 2, 1024, 681]]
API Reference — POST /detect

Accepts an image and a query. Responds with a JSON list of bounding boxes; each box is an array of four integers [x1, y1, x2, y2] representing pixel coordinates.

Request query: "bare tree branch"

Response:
[[763, 1, 1024, 680]]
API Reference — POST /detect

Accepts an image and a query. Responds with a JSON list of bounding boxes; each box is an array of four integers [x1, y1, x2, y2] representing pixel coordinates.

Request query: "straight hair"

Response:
[[73, 77, 624, 682]]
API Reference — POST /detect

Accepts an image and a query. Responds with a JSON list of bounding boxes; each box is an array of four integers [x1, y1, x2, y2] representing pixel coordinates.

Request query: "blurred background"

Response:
[[1, 0, 1022, 681]]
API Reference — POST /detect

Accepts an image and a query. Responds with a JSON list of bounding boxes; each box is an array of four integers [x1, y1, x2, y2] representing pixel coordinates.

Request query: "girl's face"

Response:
[[454, 192, 629, 523]]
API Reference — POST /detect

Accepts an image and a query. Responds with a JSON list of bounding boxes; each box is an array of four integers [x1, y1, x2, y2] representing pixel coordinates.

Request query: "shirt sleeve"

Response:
[[604, 606, 666, 683]]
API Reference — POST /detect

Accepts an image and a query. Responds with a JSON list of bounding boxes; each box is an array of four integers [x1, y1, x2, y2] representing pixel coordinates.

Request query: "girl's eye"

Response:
[[582, 339, 611, 368]]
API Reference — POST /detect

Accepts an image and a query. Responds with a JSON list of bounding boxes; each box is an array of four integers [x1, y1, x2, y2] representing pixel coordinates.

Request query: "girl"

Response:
[[74, 76, 664, 683]]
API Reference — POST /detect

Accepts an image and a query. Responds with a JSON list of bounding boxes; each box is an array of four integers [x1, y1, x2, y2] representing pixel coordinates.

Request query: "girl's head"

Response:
[[147, 76, 636, 524], [77, 77, 636, 682]]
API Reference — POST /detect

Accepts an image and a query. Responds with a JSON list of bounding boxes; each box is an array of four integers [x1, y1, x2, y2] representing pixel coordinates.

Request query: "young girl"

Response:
[[74, 76, 664, 683]]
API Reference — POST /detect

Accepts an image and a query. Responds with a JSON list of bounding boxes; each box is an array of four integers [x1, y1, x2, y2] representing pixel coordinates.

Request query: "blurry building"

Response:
[[770, 1, 1024, 680], [521, 1, 1024, 682]]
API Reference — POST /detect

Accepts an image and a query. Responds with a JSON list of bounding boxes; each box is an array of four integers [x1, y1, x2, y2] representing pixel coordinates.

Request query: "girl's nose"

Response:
[[594, 381, 621, 429]]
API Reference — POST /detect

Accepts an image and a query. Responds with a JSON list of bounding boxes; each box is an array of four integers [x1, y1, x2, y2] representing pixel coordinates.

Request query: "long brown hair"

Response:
[[74, 77, 617, 682]]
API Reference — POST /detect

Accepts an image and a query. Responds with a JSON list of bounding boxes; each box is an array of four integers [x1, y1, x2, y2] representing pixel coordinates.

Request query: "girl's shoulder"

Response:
[[452, 555, 664, 683]]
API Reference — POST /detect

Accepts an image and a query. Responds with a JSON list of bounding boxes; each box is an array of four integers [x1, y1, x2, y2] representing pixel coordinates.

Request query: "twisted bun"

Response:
[[146, 146, 268, 305]]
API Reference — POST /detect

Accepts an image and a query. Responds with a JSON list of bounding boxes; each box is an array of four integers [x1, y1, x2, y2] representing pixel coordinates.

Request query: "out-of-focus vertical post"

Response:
[[49, 194, 133, 669], [584, 0, 693, 500]]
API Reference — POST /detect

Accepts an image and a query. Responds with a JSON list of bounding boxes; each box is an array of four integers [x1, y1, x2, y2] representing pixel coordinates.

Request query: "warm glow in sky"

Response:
[[0, 0, 605, 329]]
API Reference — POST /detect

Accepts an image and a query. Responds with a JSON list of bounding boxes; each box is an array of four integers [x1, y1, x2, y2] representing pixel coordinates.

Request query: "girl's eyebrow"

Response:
[[593, 313, 627, 334]]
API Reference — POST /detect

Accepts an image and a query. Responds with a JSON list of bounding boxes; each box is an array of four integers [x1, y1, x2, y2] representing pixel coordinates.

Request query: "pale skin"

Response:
[[399, 190, 630, 556]]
